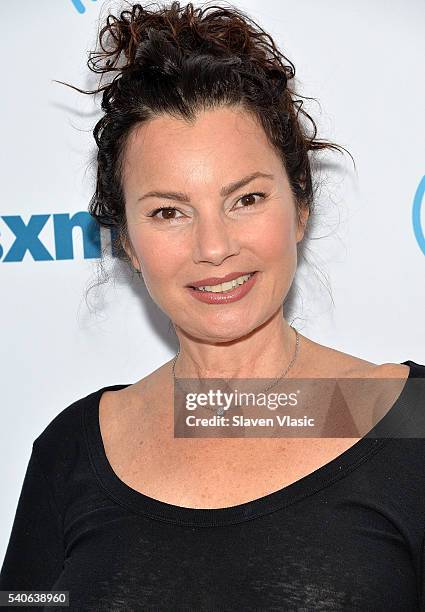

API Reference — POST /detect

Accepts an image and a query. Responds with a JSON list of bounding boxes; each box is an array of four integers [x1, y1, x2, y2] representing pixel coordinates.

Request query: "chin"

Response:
[[188, 317, 260, 343]]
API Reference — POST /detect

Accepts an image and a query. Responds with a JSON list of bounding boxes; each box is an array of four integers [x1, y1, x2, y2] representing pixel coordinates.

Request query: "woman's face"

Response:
[[122, 106, 308, 343]]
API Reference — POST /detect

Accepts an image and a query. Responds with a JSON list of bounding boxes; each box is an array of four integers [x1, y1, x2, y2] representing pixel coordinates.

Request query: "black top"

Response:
[[1, 360, 425, 611]]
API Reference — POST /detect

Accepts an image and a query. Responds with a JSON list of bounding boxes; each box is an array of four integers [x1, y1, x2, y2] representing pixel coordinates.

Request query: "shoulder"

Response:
[[34, 388, 98, 442], [358, 362, 411, 379], [99, 360, 172, 413], [32, 385, 122, 467], [98, 362, 182, 448], [296, 333, 413, 379], [99, 365, 170, 434]]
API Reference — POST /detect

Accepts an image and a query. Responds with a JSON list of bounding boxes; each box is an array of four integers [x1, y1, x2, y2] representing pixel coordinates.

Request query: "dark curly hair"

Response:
[[57, 0, 352, 297]]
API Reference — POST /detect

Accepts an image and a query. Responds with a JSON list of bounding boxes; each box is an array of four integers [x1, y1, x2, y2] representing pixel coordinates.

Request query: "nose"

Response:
[[191, 211, 240, 266]]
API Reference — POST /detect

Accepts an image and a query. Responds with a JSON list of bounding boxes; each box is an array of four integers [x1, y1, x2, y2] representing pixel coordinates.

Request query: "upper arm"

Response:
[[0, 444, 65, 589]]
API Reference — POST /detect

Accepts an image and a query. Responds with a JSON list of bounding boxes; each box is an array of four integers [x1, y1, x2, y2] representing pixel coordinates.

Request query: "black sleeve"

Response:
[[0, 444, 64, 589]]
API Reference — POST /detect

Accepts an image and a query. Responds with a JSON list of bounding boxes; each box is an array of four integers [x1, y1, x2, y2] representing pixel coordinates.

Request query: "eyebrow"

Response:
[[137, 171, 275, 203]]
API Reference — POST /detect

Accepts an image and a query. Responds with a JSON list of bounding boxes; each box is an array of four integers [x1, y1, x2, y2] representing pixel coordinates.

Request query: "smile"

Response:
[[192, 272, 255, 293], [187, 271, 259, 305]]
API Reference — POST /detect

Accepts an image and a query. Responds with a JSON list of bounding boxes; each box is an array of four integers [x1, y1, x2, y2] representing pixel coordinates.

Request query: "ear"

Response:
[[121, 234, 141, 273], [296, 206, 310, 243]]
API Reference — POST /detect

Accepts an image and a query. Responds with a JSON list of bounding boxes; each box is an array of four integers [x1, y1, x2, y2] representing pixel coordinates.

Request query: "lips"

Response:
[[187, 270, 258, 304], [187, 271, 257, 288]]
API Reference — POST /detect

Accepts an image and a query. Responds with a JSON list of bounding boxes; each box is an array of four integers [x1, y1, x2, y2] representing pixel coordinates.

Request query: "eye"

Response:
[[147, 192, 268, 222], [148, 207, 185, 222], [234, 192, 267, 210]]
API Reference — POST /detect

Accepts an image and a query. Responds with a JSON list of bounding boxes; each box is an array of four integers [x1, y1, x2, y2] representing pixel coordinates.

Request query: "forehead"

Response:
[[121, 106, 282, 188]]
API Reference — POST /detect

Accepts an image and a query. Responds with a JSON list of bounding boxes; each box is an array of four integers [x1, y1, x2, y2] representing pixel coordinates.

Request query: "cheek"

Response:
[[251, 207, 297, 263], [130, 229, 185, 289]]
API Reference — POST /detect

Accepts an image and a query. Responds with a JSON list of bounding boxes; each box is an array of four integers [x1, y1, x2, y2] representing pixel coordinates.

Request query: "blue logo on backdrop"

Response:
[[70, 0, 98, 14], [0, 213, 119, 262], [0, 177, 424, 262], [413, 175, 425, 256]]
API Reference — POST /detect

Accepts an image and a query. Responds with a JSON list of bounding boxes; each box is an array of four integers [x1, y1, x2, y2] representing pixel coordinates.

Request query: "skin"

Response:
[[97, 104, 410, 508], [122, 105, 309, 379]]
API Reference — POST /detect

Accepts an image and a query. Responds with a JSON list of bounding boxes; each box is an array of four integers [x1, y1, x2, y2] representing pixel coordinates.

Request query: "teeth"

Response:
[[194, 273, 254, 293]]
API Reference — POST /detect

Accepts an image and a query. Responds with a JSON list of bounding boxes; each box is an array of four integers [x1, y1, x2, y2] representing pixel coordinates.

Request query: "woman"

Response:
[[1, 1, 424, 610]]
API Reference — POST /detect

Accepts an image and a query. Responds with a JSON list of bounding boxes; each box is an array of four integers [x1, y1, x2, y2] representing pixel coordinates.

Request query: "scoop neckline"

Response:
[[83, 360, 419, 527]]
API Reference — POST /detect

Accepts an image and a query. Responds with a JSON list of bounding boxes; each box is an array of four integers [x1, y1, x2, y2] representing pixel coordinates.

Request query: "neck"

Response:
[[172, 310, 300, 380]]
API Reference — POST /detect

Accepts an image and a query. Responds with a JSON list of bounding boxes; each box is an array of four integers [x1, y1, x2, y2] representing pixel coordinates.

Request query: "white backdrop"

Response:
[[1, 0, 424, 563]]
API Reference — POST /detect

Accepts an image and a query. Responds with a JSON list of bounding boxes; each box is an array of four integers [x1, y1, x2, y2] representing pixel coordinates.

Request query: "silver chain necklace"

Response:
[[171, 326, 300, 416]]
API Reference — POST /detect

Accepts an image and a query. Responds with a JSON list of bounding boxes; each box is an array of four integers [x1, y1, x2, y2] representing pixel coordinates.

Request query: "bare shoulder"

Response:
[[343, 359, 410, 380], [363, 361, 410, 379], [99, 360, 171, 432], [297, 333, 410, 379]]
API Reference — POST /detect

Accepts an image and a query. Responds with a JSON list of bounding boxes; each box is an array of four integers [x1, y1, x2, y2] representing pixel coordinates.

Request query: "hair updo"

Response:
[[62, 0, 351, 282]]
